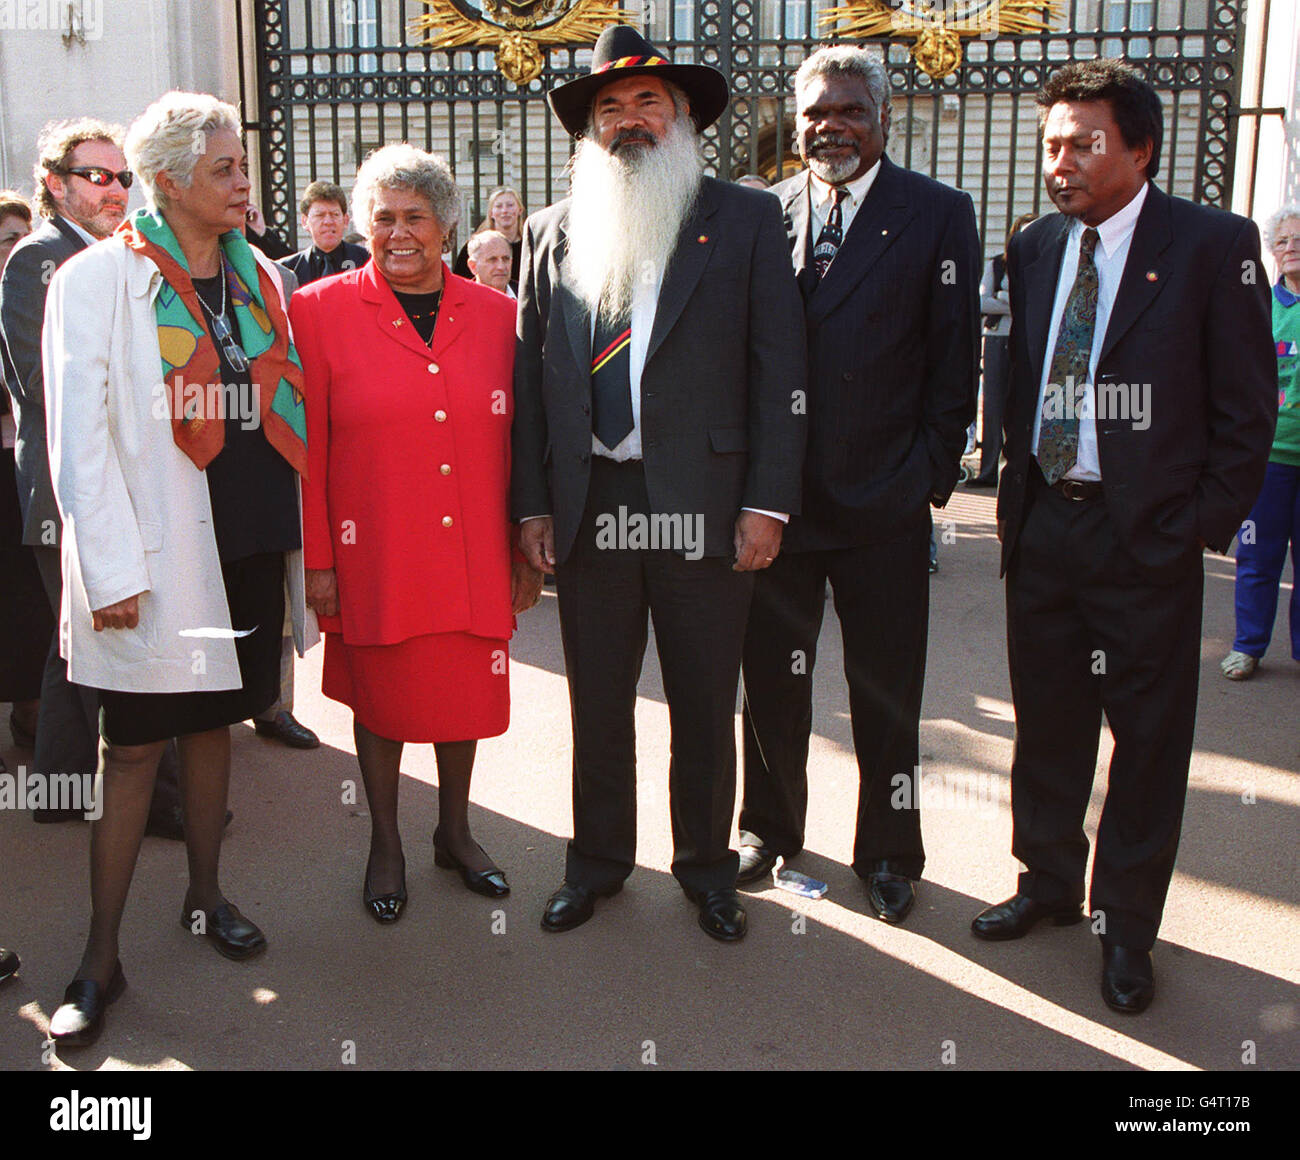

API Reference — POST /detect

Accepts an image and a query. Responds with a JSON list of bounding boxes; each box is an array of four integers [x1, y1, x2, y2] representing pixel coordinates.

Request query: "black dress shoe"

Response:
[[683, 887, 748, 942], [433, 834, 509, 898], [1101, 944, 1155, 1014], [861, 862, 916, 923], [253, 710, 320, 749], [540, 881, 621, 933], [49, 961, 126, 1048], [736, 843, 779, 887], [144, 804, 234, 841], [363, 857, 407, 924], [0, 947, 19, 984], [9, 710, 35, 750], [971, 892, 1084, 940], [181, 901, 267, 960]]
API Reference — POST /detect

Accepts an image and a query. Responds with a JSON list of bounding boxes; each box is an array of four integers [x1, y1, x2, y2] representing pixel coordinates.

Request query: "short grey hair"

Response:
[[124, 92, 242, 211], [1264, 204, 1300, 246], [352, 144, 461, 237], [467, 228, 510, 262], [794, 45, 891, 115]]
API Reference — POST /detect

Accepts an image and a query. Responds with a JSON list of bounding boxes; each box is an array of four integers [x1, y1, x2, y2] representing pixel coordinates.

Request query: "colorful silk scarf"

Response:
[[118, 208, 307, 475]]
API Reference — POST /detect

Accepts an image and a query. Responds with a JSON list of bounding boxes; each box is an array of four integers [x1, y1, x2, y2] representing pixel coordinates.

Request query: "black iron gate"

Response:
[[241, 0, 1248, 256]]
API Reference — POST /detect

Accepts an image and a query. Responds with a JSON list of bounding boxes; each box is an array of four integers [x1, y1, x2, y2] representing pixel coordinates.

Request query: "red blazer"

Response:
[[292, 261, 517, 645]]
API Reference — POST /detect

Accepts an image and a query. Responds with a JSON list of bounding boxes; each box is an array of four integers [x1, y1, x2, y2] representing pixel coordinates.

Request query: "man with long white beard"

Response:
[[512, 26, 806, 942]]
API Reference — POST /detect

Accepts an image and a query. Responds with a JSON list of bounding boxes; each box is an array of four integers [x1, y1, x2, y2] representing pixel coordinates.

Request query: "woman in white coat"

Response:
[[44, 92, 316, 1048]]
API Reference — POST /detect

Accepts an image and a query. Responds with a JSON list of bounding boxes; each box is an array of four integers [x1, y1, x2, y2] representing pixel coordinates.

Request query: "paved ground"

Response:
[[1, 487, 1296, 1071]]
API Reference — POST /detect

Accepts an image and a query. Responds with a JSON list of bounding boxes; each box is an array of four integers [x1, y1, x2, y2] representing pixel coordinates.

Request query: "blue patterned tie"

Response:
[[1037, 227, 1100, 485], [812, 188, 846, 281]]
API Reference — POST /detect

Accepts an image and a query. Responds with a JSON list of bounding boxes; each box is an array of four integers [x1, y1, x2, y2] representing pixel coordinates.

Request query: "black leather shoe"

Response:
[[736, 843, 779, 887], [144, 804, 233, 841], [49, 961, 126, 1048], [971, 892, 1084, 940], [862, 862, 916, 923], [1101, 944, 1154, 1014], [0, 947, 19, 984], [181, 901, 267, 960], [683, 887, 748, 942], [433, 834, 509, 898], [363, 856, 407, 924], [540, 881, 621, 933], [9, 710, 35, 750], [253, 710, 320, 749]]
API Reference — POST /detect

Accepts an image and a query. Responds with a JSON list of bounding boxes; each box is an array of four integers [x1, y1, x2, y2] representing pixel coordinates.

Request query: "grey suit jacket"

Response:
[[511, 177, 808, 564], [0, 216, 87, 546]]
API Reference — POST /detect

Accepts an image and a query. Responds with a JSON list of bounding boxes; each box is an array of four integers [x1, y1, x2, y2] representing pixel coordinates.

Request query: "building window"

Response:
[[1102, 0, 1154, 57], [340, 0, 378, 73]]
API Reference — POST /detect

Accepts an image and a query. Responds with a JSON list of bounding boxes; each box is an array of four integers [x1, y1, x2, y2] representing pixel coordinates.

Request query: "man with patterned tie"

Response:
[[512, 26, 806, 941], [974, 61, 1276, 1014], [736, 46, 980, 923]]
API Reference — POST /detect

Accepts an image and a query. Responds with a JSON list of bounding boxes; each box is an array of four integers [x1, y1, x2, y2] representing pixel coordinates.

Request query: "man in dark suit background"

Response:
[[736, 46, 980, 923], [0, 118, 186, 835], [513, 26, 806, 942], [279, 180, 368, 287], [971, 61, 1276, 1013]]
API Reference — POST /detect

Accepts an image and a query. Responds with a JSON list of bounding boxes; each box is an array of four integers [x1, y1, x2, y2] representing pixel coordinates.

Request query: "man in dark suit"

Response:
[[513, 26, 806, 942], [971, 61, 1276, 1013], [736, 46, 979, 922], [0, 118, 187, 835], [279, 180, 368, 286]]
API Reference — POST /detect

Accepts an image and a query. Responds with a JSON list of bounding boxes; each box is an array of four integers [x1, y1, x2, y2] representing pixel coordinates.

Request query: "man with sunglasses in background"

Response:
[[0, 118, 197, 838]]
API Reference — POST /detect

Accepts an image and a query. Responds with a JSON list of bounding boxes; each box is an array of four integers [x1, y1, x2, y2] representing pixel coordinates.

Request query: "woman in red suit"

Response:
[[293, 144, 541, 923]]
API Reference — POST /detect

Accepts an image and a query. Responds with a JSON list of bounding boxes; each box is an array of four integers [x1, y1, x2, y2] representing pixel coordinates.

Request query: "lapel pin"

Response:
[[1146, 270, 1158, 281], [393, 318, 403, 327], [697, 234, 708, 243], [881, 228, 889, 236]]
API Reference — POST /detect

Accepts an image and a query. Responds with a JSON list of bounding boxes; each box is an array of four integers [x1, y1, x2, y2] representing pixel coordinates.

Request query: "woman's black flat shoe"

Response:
[[363, 857, 407, 924], [49, 961, 126, 1048], [180, 901, 268, 960], [433, 835, 510, 898]]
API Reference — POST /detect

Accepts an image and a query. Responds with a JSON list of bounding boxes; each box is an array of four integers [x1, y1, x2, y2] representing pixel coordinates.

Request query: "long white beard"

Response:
[[565, 113, 704, 317]]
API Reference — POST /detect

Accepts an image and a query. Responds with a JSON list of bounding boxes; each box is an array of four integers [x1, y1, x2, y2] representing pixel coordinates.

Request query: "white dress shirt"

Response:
[[809, 158, 882, 243], [1031, 182, 1149, 482], [60, 214, 98, 247]]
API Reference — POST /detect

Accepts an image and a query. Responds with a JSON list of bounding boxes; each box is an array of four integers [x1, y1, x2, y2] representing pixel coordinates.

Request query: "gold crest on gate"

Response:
[[409, 0, 635, 85]]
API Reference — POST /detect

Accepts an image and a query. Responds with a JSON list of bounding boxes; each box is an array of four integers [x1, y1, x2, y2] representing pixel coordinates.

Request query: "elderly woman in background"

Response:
[[43, 92, 315, 1046], [1221, 204, 1300, 680], [452, 185, 524, 283], [296, 145, 539, 924], [0, 189, 45, 774]]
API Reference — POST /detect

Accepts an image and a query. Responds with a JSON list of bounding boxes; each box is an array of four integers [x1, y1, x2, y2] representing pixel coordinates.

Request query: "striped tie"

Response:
[[1037, 227, 1100, 485], [812, 188, 846, 282], [591, 306, 634, 450]]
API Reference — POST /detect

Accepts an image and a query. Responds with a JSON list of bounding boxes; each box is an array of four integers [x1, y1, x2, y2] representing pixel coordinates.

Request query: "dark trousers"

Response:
[[1005, 469, 1203, 950], [554, 458, 752, 895], [739, 523, 930, 880], [1232, 460, 1300, 660], [975, 333, 1010, 485]]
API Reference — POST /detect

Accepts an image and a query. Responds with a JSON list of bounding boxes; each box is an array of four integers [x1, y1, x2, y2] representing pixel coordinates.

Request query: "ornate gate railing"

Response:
[[242, 0, 1246, 256]]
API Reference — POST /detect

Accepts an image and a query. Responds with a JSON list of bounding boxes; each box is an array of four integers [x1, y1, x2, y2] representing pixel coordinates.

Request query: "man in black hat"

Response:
[[512, 24, 807, 942]]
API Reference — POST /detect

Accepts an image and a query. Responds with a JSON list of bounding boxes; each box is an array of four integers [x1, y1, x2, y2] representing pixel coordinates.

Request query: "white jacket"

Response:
[[43, 236, 319, 693]]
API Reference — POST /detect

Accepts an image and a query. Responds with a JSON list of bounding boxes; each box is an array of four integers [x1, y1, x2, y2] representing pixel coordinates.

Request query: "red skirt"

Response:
[[322, 631, 510, 743]]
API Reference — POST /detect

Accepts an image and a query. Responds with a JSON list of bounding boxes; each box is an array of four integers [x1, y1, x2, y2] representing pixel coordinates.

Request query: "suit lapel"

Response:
[[782, 173, 814, 298], [555, 213, 593, 374], [645, 180, 719, 367], [1021, 216, 1070, 381], [51, 215, 89, 254], [362, 261, 449, 361], [429, 272, 468, 361], [808, 157, 913, 323], [1098, 184, 1172, 362]]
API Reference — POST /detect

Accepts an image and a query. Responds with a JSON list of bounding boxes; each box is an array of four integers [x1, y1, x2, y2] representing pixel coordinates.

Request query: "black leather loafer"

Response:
[[0, 947, 19, 984], [49, 961, 126, 1048], [253, 710, 320, 749], [181, 901, 267, 960], [971, 892, 1084, 940], [433, 834, 509, 898], [540, 881, 621, 933], [736, 843, 780, 887], [866, 872, 916, 924], [1101, 944, 1154, 1014], [682, 886, 748, 942]]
